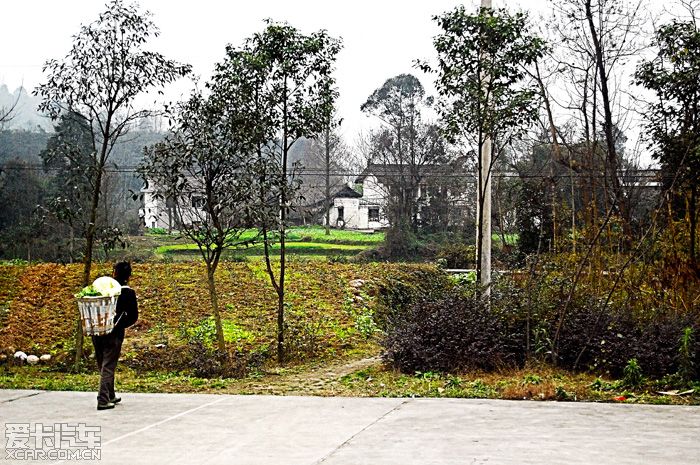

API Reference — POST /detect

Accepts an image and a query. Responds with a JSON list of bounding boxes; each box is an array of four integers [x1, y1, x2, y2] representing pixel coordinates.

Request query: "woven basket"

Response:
[[77, 295, 119, 336]]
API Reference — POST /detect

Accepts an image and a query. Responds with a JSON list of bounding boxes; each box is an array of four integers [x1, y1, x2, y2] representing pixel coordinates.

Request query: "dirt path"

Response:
[[245, 356, 383, 395]]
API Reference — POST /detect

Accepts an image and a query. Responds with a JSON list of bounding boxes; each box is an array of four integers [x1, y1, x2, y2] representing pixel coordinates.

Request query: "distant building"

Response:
[[140, 180, 166, 229], [325, 160, 471, 231], [140, 180, 202, 231], [326, 183, 387, 230]]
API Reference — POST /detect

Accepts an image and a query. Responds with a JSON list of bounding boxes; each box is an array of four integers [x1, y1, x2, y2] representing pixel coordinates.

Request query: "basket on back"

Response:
[[77, 295, 119, 336]]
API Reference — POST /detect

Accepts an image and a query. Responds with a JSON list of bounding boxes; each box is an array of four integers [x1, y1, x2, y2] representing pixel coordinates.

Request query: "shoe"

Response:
[[97, 402, 115, 410], [109, 397, 121, 404]]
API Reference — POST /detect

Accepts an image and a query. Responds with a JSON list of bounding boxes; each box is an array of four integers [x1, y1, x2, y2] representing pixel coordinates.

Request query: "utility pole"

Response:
[[477, 0, 492, 296], [324, 124, 331, 235]]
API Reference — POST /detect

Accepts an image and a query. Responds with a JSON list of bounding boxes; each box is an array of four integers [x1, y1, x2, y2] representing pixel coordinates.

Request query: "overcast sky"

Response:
[[1, 0, 552, 140]]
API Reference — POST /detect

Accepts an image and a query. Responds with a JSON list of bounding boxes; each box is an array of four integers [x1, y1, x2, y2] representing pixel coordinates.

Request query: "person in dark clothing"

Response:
[[92, 261, 138, 410]]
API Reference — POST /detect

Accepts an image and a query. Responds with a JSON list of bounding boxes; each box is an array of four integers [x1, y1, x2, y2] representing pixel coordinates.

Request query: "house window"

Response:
[[191, 196, 205, 209], [368, 208, 380, 222], [337, 206, 344, 221]]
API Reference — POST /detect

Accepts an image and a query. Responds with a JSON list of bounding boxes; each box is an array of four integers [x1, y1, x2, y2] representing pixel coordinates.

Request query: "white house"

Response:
[[140, 180, 207, 231], [140, 180, 167, 229], [326, 183, 388, 230], [325, 161, 470, 231]]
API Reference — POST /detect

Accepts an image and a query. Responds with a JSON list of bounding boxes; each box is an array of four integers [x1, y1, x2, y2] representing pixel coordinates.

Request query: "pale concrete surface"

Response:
[[1, 390, 699, 465]]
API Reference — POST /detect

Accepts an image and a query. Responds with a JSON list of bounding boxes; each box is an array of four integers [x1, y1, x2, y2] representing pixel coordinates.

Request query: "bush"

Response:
[[382, 289, 525, 373], [381, 272, 700, 381], [373, 266, 455, 330], [187, 341, 260, 378], [435, 243, 476, 269], [555, 301, 700, 379], [147, 227, 169, 236]]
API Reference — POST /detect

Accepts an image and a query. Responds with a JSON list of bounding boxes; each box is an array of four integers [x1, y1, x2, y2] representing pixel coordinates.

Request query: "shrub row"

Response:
[[381, 280, 700, 381]]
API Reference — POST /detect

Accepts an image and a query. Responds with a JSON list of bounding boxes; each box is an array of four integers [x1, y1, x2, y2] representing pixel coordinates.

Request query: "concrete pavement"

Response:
[[1, 389, 699, 464]]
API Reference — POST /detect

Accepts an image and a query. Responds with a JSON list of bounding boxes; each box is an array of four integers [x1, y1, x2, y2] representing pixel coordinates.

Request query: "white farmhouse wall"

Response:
[[141, 186, 169, 229], [328, 198, 362, 229], [362, 175, 384, 201], [325, 197, 388, 230]]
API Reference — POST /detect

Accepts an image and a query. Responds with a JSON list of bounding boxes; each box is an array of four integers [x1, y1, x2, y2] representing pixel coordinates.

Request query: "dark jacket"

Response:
[[114, 286, 138, 338]]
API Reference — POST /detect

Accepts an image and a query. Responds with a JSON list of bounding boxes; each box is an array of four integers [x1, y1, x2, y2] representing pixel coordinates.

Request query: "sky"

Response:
[[0, 0, 549, 140]]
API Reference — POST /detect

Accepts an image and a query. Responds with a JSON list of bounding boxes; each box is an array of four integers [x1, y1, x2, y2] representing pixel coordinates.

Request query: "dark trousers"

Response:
[[92, 331, 124, 404]]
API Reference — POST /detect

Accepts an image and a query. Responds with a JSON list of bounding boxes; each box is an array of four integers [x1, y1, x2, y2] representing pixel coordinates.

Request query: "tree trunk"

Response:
[[75, 162, 103, 370], [690, 185, 697, 269], [76, 111, 111, 370], [207, 265, 226, 354]]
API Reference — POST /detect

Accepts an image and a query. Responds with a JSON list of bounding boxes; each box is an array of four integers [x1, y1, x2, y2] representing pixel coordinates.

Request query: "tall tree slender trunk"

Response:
[[76, 150, 105, 370], [585, 0, 629, 239], [690, 185, 697, 268], [277, 78, 289, 365], [76, 112, 112, 370]]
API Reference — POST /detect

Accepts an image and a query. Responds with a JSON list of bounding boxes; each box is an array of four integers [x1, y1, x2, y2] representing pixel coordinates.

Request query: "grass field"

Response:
[[156, 241, 370, 258], [149, 226, 384, 260]]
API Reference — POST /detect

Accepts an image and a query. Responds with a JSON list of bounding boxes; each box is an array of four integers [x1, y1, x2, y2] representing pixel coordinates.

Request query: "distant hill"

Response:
[[0, 84, 53, 132]]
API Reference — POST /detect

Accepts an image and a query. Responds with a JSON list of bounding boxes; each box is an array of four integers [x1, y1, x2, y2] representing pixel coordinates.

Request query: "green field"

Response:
[[157, 241, 370, 258], [151, 226, 384, 260]]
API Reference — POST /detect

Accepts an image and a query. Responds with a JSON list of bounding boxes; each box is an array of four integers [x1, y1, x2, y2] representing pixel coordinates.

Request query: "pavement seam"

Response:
[[101, 396, 228, 447], [312, 399, 411, 465], [0, 390, 44, 404], [48, 396, 228, 465]]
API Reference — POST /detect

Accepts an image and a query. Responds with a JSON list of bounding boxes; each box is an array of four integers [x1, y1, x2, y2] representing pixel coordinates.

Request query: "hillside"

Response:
[[0, 85, 52, 132], [0, 261, 437, 370]]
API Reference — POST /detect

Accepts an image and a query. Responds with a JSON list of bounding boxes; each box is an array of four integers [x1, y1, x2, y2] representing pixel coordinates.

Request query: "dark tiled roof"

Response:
[[333, 184, 363, 199]]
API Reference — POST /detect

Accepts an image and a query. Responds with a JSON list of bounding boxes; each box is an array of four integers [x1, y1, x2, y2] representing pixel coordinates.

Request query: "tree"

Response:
[[316, 118, 347, 234], [0, 92, 19, 128], [544, 0, 646, 238], [34, 0, 190, 367], [0, 159, 46, 260], [421, 6, 546, 287], [293, 127, 352, 230], [214, 21, 341, 364], [361, 74, 448, 254], [40, 112, 95, 262], [635, 8, 700, 267], [141, 93, 255, 354]]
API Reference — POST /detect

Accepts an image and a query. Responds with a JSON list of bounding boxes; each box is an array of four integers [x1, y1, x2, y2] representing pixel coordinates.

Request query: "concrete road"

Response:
[[1, 390, 698, 464]]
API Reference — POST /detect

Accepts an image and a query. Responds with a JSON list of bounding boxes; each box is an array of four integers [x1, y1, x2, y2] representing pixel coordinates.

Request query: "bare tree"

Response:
[[299, 124, 352, 232], [545, 0, 648, 239]]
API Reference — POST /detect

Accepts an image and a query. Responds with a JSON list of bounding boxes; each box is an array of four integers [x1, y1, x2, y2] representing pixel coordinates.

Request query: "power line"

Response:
[[0, 162, 663, 181]]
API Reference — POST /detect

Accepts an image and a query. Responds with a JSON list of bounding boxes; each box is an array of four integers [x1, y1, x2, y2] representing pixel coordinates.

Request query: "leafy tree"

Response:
[[40, 112, 94, 262], [420, 6, 545, 284], [34, 0, 190, 367], [361, 74, 448, 254], [0, 159, 47, 260], [213, 21, 341, 363], [635, 15, 700, 266], [141, 93, 255, 354]]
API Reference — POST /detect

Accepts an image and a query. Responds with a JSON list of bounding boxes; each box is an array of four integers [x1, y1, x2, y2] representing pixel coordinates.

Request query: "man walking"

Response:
[[92, 261, 139, 410]]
